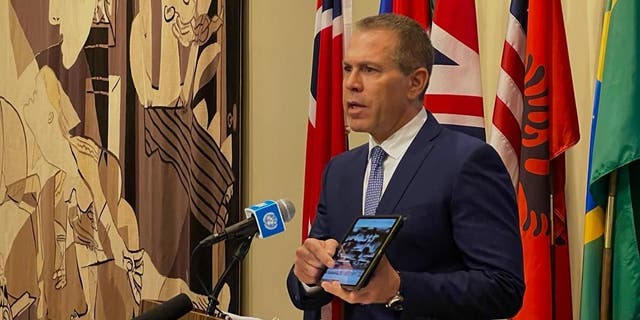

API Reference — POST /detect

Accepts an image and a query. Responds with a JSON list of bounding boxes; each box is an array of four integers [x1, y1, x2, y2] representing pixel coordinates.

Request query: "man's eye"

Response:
[[363, 66, 376, 73], [343, 65, 352, 73]]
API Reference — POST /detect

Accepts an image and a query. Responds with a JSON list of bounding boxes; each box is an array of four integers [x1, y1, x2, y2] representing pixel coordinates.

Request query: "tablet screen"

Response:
[[321, 217, 398, 286]]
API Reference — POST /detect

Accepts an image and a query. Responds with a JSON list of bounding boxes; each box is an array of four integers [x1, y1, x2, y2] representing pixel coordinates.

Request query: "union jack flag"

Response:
[[425, 0, 485, 140], [381, 0, 484, 140]]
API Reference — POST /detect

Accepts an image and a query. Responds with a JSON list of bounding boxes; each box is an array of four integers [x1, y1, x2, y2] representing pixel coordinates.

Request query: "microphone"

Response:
[[133, 293, 192, 320], [198, 199, 295, 246]]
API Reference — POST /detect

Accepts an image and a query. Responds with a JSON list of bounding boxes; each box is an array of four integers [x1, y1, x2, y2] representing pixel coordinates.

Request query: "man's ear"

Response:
[[407, 67, 429, 101]]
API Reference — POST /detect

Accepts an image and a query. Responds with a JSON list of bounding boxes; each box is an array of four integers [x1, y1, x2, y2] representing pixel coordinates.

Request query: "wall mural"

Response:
[[0, 0, 243, 318]]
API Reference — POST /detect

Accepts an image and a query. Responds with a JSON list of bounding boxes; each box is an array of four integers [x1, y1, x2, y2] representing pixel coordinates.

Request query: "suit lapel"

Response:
[[344, 145, 368, 217], [376, 112, 443, 215]]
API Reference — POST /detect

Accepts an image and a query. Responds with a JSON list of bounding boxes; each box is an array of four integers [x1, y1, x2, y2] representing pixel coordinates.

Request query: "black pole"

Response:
[[206, 235, 254, 317]]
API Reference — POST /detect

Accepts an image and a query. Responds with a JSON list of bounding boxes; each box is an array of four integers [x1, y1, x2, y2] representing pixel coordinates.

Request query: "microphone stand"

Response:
[[206, 234, 254, 318], [190, 241, 215, 311]]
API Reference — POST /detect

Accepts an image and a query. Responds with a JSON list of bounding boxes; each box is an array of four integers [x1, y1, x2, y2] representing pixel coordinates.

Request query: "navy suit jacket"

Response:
[[287, 114, 524, 319]]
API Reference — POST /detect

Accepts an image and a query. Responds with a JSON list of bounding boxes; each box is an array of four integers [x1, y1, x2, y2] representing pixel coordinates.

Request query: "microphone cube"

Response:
[[244, 200, 286, 238]]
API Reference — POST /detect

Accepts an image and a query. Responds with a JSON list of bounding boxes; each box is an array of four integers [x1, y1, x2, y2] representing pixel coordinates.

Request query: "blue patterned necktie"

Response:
[[364, 146, 388, 215]]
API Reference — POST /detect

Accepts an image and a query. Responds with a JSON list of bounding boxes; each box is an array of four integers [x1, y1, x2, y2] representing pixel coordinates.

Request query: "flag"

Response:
[[580, 1, 640, 319], [304, 0, 350, 239], [425, 0, 485, 140], [511, 0, 580, 319], [578, 3, 609, 319], [379, 0, 432, 33], [379, 0, 483, 140], [305, 0, 351, 319], [489, 0, 527, 188]]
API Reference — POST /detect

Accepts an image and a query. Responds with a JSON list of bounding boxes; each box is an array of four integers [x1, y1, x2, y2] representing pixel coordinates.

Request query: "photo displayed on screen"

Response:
[[322, 218, 397, 286]]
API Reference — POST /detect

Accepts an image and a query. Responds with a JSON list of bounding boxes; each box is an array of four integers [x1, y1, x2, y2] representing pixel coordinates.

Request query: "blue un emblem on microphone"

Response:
[[245, 200, 286, 238], [263, 212, 279, 230]]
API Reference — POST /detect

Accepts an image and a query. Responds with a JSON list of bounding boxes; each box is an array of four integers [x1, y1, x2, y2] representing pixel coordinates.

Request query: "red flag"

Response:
[[304, 0, 350, 238], [514, 0, 579, 319], [379, 0, 431, 33], [305, 1, 351, 319]]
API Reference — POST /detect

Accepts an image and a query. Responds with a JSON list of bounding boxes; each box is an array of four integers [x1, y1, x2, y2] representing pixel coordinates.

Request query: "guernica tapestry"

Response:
[[0, 0, 243, 318]]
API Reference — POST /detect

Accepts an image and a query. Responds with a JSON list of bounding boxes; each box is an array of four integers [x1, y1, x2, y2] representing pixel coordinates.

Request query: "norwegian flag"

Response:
[[304, 1, 351, 319], [489, 0, 527, 188], [425, 0, 485, 140]]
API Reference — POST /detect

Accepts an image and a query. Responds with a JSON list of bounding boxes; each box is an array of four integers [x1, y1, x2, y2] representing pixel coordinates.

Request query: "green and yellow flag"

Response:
[[580, 0, 640, 319]]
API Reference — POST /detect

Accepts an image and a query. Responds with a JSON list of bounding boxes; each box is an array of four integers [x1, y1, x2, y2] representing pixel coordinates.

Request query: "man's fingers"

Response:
[[320, 281, 351, 302], [322, 239, 340, 268], [293, 260, 324, 285], [324, 239, 340, 253], [292, 238, 341, 285], [304, 239, 335, 268], [293, 238, 341, 284], [293, 264, 322, 284], [320, 281, 375, 305], [295, 245, 325, 269]]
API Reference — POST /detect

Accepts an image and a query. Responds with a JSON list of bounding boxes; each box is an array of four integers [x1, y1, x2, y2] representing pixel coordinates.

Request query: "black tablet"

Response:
[[320, 215, 404, 290]]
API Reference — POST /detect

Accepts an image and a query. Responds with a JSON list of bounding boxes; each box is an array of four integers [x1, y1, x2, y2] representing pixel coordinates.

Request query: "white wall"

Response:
[[243, 1, 605, 319]]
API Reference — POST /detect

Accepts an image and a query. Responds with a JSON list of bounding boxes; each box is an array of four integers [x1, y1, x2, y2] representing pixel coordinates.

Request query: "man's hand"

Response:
[[321, 255, 400, 305], [293, 238, 340, 285]]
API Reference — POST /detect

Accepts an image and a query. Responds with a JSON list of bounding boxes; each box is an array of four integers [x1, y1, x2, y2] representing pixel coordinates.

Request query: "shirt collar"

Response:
[[368, 108, 428, 160]]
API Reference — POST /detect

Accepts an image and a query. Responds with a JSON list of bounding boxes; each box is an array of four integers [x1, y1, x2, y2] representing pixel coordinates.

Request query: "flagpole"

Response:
[[600, 170, 617, 320], [550, 185, 555, 319], [550, 191, 556, 319]]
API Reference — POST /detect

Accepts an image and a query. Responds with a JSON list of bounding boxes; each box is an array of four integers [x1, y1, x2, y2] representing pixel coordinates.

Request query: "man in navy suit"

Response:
[[287, 14, 524, 319]]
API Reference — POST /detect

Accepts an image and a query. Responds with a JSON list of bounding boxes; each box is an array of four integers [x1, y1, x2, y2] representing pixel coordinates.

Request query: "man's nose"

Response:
[[344, 71, 363, 92]]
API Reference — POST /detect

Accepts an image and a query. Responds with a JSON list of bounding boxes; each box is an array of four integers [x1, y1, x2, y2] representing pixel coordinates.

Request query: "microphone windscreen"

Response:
[[276, 199, 296, 222], [133, 293, 192, 320]]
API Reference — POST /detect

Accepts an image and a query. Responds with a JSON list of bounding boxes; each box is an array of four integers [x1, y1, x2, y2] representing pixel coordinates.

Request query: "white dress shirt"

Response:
[[362, 108, 427, 213]]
